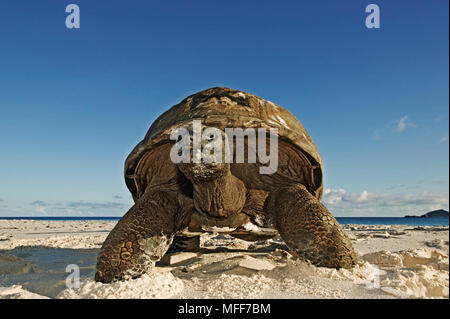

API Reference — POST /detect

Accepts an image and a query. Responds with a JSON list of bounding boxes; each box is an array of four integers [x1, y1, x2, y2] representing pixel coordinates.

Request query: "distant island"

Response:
[[405, 209, 449, 218]]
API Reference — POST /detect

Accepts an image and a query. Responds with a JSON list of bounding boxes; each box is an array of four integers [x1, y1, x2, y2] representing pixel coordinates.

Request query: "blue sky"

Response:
[[0, 0, 448, 217]]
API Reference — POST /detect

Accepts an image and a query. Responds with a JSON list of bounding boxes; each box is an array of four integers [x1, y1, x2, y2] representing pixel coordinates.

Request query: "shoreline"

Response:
[[0, 220, 448, 299]]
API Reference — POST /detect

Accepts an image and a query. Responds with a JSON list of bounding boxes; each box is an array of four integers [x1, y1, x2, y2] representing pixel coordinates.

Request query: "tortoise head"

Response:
[[174, 124, 231, 183]]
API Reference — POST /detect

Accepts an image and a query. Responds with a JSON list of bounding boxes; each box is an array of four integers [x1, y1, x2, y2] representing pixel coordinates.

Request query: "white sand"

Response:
[[0, 220, 448, 299]]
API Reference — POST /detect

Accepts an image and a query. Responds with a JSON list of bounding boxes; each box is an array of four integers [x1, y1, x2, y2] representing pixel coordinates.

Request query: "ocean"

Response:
[[0, 216, 447, 226]]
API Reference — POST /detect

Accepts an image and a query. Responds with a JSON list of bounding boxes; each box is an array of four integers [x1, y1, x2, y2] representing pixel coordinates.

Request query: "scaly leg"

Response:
[[264, 184, 357, 269], [95, 187, 188, 283]]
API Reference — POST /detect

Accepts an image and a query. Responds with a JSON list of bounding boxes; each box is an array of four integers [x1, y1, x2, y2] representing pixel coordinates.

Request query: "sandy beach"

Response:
[[0, 219, 448, 299]]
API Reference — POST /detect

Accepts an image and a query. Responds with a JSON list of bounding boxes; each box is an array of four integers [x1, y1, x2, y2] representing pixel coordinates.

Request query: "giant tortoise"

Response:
[[95, 87, 357, 283]]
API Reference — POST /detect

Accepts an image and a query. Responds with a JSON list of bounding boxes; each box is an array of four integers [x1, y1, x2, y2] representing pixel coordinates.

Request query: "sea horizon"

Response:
[[0, 216, 448, 226]]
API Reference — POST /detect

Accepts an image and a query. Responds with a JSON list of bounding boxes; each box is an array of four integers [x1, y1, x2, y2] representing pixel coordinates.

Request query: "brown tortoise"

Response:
[[95, 87, 357, 283]]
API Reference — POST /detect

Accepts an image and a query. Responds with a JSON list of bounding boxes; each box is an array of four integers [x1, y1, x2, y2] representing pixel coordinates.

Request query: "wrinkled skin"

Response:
[[95, 88, 357, 283]]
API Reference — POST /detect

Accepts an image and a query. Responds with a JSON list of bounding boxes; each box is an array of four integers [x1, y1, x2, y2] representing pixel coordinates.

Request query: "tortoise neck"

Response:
[[192, 171, 246, 218]]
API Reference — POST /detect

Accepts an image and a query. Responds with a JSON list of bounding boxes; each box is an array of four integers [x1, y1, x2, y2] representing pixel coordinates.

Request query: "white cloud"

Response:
[[323, 188, 346, 205], [356, 190, 370, 202], [372, 115, 414, 140], [439, 133, 448, 143], [1, 199, 133, 217], [323, 188, 371, 205], [323, 188, 449, 210], [396, 115, 412, 132], [65, 201, 127, 210]]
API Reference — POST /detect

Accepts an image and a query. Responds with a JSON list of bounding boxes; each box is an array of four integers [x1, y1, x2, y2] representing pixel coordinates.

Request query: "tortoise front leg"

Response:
[[95, 187, 187, 283], [264, 184, 357, 269]]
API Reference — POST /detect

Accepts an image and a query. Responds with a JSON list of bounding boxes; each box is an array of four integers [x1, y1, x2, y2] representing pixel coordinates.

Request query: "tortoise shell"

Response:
[[124, 87, 323, 201]]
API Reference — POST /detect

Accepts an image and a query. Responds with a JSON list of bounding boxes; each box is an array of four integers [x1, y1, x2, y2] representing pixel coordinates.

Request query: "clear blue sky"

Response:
[[0, 0, 448, 217]]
